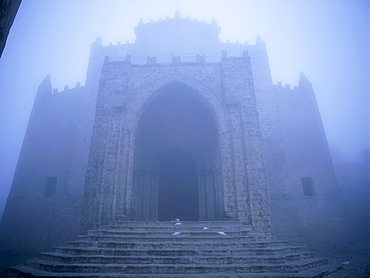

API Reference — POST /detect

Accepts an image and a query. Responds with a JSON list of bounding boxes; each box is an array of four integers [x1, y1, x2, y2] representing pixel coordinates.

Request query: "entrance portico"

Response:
[[81, 58, 271, 234], [132, 82, 222, 221]]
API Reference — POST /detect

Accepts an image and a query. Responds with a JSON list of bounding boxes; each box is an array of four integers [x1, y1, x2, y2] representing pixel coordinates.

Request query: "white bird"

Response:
[[217, 231, 227, 236], [172, 232, 181, 236], [203, 227, 209, 230], [175, 218, 181, 222]]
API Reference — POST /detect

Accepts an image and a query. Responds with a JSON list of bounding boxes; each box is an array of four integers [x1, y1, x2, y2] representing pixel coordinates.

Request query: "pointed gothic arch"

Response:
[[131, 81, 224, 220]]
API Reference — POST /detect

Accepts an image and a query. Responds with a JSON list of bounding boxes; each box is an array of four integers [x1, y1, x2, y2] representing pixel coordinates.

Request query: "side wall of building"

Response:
[[0, 84, 84, 256], [0, 39, 105, 266], [270, 81, 349, 247]]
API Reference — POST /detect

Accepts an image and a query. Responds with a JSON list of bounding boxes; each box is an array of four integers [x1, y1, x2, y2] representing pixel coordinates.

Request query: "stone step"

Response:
[[52, 245, 302, 257], [38, 252, 315, 265], [78, 234, 255, 243], [107, 221, 249, 228], [103, 222, 253, 232], [11, 221, 332, 277], [99, 226, 253, 233], [25, 258, 328, 274], [10, 262, 342, 278], [86, 229, 252, 237], [66, 239, 290, 250]]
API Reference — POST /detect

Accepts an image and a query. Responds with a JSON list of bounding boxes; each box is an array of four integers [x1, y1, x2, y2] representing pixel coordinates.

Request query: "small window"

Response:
[[301, 177, 315, 196], [44, 177, 58, 197]]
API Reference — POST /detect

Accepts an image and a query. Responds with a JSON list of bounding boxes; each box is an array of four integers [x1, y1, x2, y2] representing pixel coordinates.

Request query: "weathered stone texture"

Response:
[[81, 54, 270, 234]]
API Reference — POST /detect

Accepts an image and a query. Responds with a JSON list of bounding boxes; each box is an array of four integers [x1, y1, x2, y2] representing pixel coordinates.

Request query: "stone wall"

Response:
[[81, 55, 271, 234], [0, 79, 84, 255], [269, 77, 349, 247]]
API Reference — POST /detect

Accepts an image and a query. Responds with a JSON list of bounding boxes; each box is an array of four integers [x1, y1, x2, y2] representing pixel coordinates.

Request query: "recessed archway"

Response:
[[132, 81, 223, 221]]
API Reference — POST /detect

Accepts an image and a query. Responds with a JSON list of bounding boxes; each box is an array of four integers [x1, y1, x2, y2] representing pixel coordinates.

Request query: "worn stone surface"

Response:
[[3, 221, 336, 277], [80, 53, 270, 235]]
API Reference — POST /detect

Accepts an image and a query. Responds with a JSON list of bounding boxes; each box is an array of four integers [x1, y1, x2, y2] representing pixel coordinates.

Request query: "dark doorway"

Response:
[[158, 150, 199, 221]]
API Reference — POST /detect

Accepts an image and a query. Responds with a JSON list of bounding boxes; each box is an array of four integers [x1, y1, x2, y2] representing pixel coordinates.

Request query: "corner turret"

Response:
[[298, 72, 314, 93], [133, 12, 220, 55], [175, 9, 181, 18], [89, 36, 103, 58], [36, 74, 52, 97], [256, 35, 267, 50]]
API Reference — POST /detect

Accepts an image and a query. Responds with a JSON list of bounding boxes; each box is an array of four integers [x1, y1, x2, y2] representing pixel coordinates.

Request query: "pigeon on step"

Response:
[[217, 231, 227, 236]]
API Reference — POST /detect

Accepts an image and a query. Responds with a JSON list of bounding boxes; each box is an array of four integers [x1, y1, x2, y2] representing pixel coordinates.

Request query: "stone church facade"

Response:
[[0, 11, 347, 256]]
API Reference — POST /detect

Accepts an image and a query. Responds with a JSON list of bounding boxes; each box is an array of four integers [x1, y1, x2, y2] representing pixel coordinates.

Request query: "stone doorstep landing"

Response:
[[9, 221, 337, 277]]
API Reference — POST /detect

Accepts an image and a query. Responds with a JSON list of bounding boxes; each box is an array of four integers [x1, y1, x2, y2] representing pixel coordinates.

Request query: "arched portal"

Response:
[[132, 82, 223, 221]]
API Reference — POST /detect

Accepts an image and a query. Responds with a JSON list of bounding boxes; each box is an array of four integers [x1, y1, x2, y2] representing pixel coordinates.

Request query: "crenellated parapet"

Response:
[[135, 9, 220, 28], [274, 72, 314, 95], [37, 75, 84, 98], [100, 50, 254, 67]]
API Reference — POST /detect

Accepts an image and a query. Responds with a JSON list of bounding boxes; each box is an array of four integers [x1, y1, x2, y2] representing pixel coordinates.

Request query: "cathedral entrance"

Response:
[[132, 82, 223, 221], [158, 149, 199, 221]]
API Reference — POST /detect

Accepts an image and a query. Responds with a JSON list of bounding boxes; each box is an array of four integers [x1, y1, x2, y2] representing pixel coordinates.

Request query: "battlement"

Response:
[[133, 11, 221, 56], [136, 10, 218, 27], [108, 41, 132, 46], [36, 79, 83, 98], [274, 72, 314, 95], [103, 50, 251, 66], [102, 37, 252, 50], [51, 82, 83, 94], [276, 82, 292, 90], [275, 82, 302, 93]]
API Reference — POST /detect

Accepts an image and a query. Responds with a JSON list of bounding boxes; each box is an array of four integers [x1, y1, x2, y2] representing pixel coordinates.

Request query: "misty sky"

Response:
[[0, 0, 369, 217]]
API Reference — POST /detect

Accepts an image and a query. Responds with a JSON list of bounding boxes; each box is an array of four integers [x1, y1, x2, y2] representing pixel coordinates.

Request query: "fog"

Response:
[[0, 0, 368, 218]]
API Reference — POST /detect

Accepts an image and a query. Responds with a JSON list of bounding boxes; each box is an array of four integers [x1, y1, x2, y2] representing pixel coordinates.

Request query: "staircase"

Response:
[[10, 221, 336, 277]]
